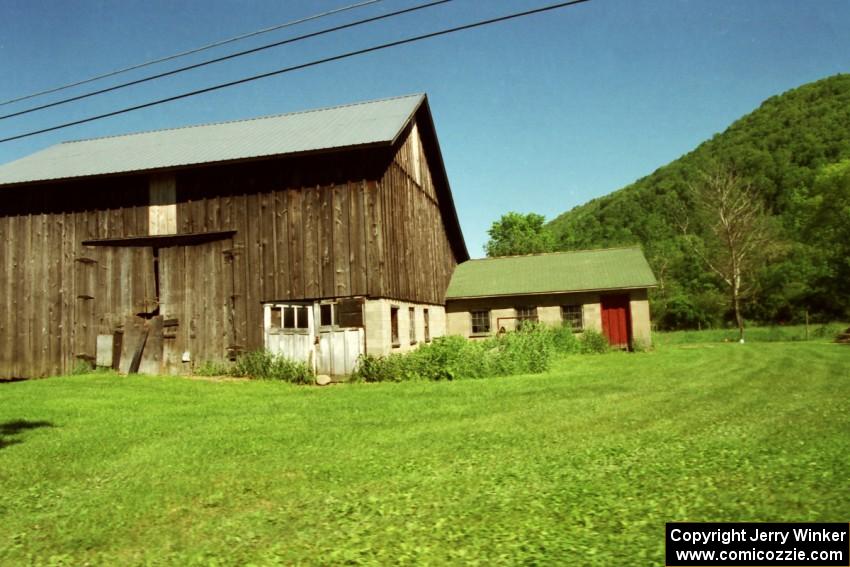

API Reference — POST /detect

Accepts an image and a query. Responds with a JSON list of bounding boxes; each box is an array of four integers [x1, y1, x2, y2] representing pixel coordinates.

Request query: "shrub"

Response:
[[580, 329, 610, 354], [351, 354, 405, 383], [550, 323, 581, 354], [812, 322, 845, 339], [447, 338, 496, 379], [491, 323, 553, 374], [231, 350, 314, 384], [352, 326, 557, 383], [422, 334, 499, 380], [352, 337, 474, 383]]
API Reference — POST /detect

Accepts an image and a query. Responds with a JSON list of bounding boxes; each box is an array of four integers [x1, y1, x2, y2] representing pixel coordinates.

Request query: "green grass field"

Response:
[[653, 322, 846, 347], [1, 339, 848, 565]]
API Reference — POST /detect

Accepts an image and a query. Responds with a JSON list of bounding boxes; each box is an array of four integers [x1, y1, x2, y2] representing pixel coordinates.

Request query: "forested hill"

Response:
[[547, 74, 850, 327]]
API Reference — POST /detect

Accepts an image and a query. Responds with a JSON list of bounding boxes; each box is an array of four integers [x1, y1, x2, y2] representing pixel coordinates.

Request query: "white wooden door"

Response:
[[263, 303, 314, 366], [317, 328, 364, 377]]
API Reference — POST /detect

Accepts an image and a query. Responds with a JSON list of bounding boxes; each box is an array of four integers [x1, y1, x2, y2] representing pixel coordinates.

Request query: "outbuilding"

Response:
[[445, 247, 657, 348]]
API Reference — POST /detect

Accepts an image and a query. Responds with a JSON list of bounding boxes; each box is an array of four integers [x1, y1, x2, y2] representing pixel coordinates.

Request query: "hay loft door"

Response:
[[600, 294, 632, 349]]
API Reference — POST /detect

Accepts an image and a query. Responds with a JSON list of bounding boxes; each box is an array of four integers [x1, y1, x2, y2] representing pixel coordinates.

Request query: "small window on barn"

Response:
[[277, 305, 310, 331], [409, 307, 417, 345], [320, 303, 337, 327], [390, 306, 400, 347], [561, 304, 583, 332], [338, 298, 364, 328], [296, 306, 309, 329], [283, 306, 296, 329], [515, 306, 537, 330], [471, 310, 491, 335], [424, 309, 430, 343], [270, 307, 282, 332]]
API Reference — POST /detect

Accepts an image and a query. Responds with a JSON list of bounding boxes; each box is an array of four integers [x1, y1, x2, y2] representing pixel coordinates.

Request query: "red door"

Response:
[[601, 294, 632, 348]]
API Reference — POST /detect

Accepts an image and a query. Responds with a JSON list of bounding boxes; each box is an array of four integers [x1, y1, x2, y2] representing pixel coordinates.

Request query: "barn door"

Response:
[[315, 302, 364, 377], [88, 247, 157, 330], [74, 246, 156, 368], [159, 239, 236, 373], [263, 303, 314, 364], [601, 294, 632, 349]]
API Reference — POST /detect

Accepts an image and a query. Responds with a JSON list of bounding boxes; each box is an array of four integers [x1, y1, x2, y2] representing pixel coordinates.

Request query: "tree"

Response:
[[680, 168, 774, 341], [544, 75, 850, 327], [796, 159, 850, 318], [484, 212, 555, 257]]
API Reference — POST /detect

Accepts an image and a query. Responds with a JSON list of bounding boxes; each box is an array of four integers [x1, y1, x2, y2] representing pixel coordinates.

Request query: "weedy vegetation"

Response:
[[194, 351, 314, 384], [352, 324, 607, 382]]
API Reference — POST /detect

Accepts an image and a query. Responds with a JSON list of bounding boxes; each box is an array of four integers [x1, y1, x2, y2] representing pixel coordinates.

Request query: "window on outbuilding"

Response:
[[424, 309, 430, 342], [409, 307, 416, 344], [561, 304, 583, 332], [471, 310, 491, 335], [390, 306, 400, 347], [515, 306, 538, 330]]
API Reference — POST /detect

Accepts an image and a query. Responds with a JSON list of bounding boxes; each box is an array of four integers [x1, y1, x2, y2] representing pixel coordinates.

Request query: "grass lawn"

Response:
[[653, 322, 846, 347], [1, 340, 848, 565]]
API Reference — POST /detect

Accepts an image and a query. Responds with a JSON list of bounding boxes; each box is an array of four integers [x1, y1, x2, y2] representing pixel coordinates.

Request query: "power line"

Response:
[[0, 0, 383, 108], [0, 0, 452, 122], [0, 0, 592, 144]]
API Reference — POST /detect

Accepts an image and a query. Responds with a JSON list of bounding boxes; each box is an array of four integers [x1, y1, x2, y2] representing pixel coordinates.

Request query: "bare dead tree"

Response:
[[679, 168, 772, 341]]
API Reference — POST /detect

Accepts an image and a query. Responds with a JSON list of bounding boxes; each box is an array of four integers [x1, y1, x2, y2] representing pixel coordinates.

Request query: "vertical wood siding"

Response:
[[0, 178, 149, 378], [0, 120, 460, 378], [172, 131, 457, 352]]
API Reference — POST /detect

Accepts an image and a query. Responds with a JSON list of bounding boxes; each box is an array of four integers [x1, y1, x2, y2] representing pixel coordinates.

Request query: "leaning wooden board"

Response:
[[137, 316, 164, 375], [118, 316, 146, 375]]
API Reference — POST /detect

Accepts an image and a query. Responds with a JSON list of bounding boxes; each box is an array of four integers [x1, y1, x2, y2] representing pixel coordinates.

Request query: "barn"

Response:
[[0, 94, 468, 379], [444, 248, 657, 348]]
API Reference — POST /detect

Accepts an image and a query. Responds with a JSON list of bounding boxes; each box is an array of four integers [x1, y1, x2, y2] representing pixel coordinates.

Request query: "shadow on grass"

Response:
[[0, 419, 54, 449]]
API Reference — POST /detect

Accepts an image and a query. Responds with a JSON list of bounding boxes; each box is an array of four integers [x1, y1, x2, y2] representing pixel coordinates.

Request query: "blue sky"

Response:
[[1, 0, 849, 257]]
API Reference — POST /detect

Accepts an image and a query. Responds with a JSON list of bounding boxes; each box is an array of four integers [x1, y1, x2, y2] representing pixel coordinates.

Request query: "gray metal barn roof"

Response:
[[0, 94, 425, 186]]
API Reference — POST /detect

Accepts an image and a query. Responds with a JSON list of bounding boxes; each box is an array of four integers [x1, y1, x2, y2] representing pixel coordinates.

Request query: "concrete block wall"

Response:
[[628, 288, 652, 345], [363, 299, 446, 356]]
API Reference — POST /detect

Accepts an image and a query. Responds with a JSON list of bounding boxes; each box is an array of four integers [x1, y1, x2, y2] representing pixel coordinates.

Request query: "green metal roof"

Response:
[[446, 247, 657, 299], [0, 94, 425, 186]]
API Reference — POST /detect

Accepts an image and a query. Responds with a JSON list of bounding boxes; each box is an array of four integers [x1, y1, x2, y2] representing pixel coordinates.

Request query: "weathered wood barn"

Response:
[[0, 94, 468, 378], [445, 248, 657, 348]]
